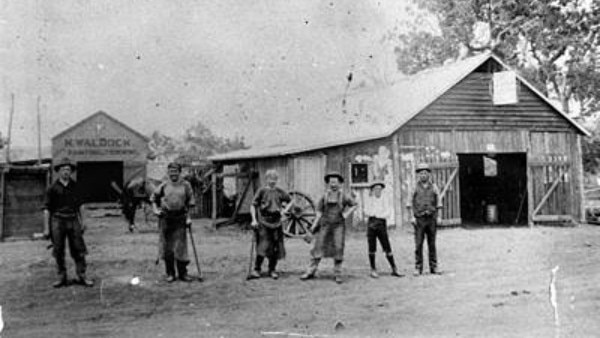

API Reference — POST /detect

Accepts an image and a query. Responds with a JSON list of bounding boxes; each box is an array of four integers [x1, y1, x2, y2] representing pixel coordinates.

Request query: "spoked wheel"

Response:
[[282, 191, 316, 238]]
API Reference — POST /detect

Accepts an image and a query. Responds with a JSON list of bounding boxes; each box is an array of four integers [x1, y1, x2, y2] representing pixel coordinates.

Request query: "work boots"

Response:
[[53, 273, 68, 288], [368, 253, 379, 278], [75, 275, 94, 287], [177, 261, 193, 282], [386, 254, 403, 277]]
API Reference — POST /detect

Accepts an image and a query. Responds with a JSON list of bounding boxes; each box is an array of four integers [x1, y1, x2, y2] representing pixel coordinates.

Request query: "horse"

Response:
[[121, 177, 160, 232]]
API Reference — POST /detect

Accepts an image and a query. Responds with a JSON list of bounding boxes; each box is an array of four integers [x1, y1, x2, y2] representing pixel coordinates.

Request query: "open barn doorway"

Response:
[[458, 153, 527, 225], [77, 161, 123, 203]]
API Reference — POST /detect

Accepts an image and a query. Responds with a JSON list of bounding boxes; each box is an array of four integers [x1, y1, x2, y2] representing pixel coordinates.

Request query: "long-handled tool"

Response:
[[245, 229, 257, 281], [188, 223, 203, 282]]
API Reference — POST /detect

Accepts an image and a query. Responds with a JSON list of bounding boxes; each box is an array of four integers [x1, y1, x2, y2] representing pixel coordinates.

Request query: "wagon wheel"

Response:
[[282, 191, 316, 238]]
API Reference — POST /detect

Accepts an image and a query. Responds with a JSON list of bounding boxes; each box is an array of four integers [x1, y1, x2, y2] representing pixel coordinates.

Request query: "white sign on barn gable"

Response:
[[492, 71, 519, 105]]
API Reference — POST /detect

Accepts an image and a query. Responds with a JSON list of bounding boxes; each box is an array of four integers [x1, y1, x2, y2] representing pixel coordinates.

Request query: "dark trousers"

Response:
[[414, 216, 437, 271], [367, 217, 392, 253], [160, 215, 190, 277], [255, 225, 285, 272], [51, 216, 87, 279]]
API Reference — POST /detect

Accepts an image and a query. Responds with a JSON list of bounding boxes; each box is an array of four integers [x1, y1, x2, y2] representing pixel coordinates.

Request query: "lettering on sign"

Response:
[[67, 149, 138, 156], [64, 138, 132, 148]]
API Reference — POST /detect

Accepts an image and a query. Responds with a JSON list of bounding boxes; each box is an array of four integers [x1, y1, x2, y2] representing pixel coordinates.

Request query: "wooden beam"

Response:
[[532, 215, 573, 223], [439, 167, 458, 200], [527, 141, 534, 227], [0, 166, 5, 240], [438, 218, 461, 226], [391, 135, 402, 228], [217, 172, 251, 178], [532, 171, 563, 217], [576, 135, 585, 223], [211, 172, 217, 222]]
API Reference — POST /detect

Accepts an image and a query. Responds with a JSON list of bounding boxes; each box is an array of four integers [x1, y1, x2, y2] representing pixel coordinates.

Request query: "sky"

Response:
[[0, 0, 419, 150]]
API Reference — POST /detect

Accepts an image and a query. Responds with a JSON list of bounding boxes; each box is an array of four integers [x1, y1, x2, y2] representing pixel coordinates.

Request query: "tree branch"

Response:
[[548, 46, 568, 65]]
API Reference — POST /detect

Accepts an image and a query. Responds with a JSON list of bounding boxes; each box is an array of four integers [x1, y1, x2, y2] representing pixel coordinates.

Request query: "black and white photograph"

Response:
[[1, 0, 599, 337]]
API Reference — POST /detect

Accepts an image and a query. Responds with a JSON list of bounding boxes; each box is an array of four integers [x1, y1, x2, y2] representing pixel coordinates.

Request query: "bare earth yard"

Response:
[[1, 213, 599, 337]]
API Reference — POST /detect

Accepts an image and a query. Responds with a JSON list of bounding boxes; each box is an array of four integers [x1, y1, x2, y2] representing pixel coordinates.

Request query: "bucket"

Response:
[[486, 204, 498, 224]]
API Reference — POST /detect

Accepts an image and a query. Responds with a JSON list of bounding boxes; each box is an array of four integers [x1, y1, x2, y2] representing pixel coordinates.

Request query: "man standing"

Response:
[[363, 181, 402, 278], [151, 162, 196, 283], [300, 171, 357, 284], [406, 163, 442, 276], [43, 157, 93, 288], [249, 169, 291, 280]]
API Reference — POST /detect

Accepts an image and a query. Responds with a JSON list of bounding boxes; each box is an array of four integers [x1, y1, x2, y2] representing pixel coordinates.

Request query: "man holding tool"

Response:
[[151, 162, 197, 283], [248, 169, 291, 280]]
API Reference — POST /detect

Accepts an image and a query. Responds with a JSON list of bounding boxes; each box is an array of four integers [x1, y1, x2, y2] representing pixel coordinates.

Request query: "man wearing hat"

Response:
[[43, 157, 94, 288], [151, 162, 196, 282], [363, 181, 402, 278], [406, 163, 442, 275], [248, 169, 291, 280], [300, 171, 357, 284]]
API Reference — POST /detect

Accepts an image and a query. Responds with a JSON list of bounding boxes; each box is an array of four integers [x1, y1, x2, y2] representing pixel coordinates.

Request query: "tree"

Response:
[[394, 0, 600, 115], [179, 121, 248, 161], [147, 130, 178, 160]]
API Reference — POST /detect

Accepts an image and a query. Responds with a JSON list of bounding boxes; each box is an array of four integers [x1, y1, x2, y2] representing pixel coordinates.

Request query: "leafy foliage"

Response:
[[582, 136, 600, 173], [394, 0, 600, 115], [148, 122, 247, 163]]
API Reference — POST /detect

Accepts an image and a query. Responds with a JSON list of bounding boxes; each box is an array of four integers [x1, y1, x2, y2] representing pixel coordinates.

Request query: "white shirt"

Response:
[[363, 194, 391, 220]]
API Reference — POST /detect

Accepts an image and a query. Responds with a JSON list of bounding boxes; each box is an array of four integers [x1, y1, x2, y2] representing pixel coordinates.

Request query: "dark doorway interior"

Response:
[[77, 161, 123, 203], [458, 153, 527, 225]]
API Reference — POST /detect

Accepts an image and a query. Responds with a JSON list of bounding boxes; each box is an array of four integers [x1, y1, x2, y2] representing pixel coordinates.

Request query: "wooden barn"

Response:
[[52, 111, 150, 203], [209, 53, 588, 230]]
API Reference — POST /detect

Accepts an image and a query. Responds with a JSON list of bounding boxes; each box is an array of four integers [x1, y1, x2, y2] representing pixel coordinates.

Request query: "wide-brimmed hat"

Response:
[[369, 181, 385, 190], [53, 157, 77, 172], [324, 171, 344, 183], [167, 162, 182, 172], [415, 163, 431, 173]]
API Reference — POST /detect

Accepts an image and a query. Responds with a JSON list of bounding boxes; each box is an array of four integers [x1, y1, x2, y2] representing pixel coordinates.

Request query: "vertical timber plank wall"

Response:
[[529, 131, 577, 223], [255, 157, 290, 191]]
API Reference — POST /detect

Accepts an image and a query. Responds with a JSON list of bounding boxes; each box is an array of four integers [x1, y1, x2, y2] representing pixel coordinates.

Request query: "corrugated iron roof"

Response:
[[210, 53, 589, 162]]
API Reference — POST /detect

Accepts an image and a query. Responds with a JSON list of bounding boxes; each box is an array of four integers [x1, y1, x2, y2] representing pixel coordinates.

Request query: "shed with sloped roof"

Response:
[[209, 53, 588, 229]]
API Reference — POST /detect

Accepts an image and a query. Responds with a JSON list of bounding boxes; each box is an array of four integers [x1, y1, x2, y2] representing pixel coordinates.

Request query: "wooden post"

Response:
[[211, 171, 217, 223], [392, 135, 402, 228], [575, 135, 585, 223], [526, 139, 534, 227], [6, 93, 14, 164], [0, 166, 6, 241], [37, 96, 42, 165]]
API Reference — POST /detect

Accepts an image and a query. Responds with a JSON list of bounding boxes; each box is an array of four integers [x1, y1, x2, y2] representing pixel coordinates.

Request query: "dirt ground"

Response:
[[1, 211, 600, 338]]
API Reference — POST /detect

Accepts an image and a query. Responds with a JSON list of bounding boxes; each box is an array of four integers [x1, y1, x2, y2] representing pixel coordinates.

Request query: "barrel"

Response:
[[486, 204, 498, 224]]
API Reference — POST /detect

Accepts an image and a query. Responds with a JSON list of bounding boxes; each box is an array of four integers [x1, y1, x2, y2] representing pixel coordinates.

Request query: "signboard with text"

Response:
[[52, 111, 149, 162]]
